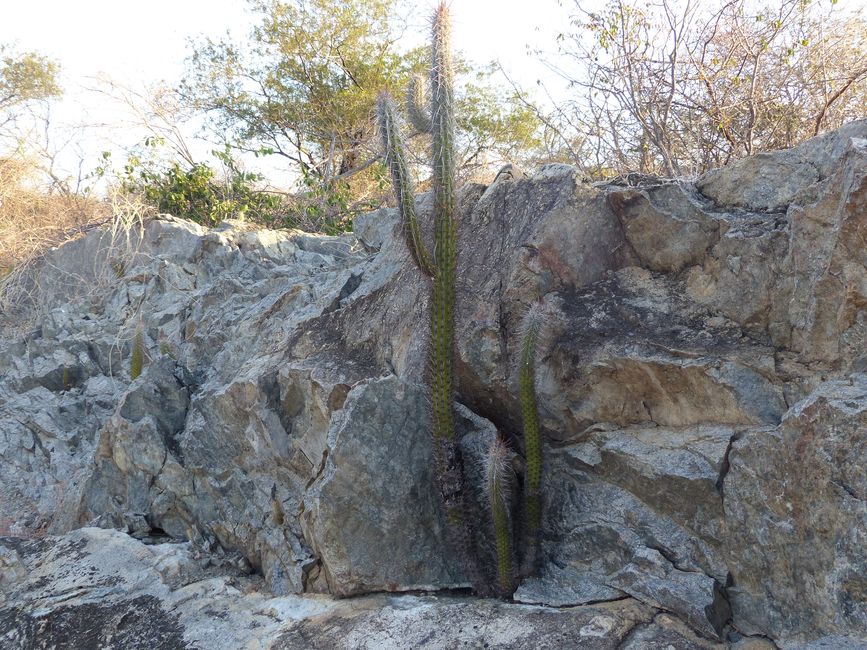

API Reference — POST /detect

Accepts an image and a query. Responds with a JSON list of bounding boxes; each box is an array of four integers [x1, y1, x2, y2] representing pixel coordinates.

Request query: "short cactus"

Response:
[[130, 326, 144, 380], [484, 436, 515, 596]]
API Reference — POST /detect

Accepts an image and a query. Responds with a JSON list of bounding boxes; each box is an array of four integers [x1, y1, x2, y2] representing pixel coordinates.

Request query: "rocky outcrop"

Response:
[[0, 527, 731, 649], [1, 122, 866, 648]]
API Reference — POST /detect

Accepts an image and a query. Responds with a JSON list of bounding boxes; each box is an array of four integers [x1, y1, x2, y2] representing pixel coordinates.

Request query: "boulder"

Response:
[[1, 122, 866, 646]]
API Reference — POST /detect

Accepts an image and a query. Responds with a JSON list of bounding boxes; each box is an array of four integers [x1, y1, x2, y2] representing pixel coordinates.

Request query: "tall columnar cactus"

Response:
[[485, 436, 515, 596], [377, 3, 485, 592], [518, 301, 546, 575]]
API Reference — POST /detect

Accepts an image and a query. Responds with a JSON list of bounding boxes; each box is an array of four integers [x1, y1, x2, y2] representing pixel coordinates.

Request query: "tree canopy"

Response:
[[0, 47, 61, 132], [180, 0, 541, 194]]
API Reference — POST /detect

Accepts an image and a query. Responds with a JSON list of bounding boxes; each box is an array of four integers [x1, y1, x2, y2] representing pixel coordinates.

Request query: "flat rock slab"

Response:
[[0, 528, 725, 650]]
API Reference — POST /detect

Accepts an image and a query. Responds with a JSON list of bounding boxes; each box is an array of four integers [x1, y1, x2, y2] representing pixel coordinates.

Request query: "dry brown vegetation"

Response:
[[0, 154, 110, 278]]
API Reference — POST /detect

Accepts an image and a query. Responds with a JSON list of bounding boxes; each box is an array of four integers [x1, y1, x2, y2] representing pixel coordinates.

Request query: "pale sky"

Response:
[[0, 0, 570, 187]]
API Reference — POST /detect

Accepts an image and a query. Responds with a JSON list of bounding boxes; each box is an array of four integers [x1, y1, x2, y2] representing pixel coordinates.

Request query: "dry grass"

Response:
[[0, 155, 154, 331], [0, 155, 110, 278]]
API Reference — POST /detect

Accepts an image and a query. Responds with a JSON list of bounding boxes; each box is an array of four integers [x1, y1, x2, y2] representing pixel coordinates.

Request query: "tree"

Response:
[[541, 0, 867, 177], [180, 0, 541, 206], [0, 47, 61, 132]]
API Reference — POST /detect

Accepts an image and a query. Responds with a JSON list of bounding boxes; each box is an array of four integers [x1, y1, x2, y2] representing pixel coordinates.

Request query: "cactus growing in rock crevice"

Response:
[[485, 436, 515, 596], [517, 300, 547, 576], [130, 325, 145, 380], [377, 3, 549, 598], [377, 2, 485, 593]]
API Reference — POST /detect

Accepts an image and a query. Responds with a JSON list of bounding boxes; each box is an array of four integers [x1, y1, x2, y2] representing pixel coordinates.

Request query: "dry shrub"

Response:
[[0, 154, 110, 277], [0, 154, 153, 330]]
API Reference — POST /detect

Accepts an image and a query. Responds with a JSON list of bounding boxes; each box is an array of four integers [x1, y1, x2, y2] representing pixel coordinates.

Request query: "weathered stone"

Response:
[[1, 123, 866, 647], [723, 375, 867, 644], [515, 444, 730, 639], [300, 376, 462, 596], [607, 182, 720, 272], [1, 528, 721, 650], [697, 121, 867, 211]]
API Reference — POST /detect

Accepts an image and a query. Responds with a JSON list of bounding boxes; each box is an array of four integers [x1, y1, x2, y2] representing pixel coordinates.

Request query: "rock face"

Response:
[[1, 122, 866, 648]]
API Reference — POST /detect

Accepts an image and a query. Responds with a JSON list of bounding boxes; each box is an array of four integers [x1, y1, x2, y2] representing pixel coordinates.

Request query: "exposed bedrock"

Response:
[[1, 122, 865, 646]]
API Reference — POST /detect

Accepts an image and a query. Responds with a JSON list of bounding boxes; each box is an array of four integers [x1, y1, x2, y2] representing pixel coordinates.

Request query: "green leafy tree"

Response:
[[115, 142, 286, 229], [0, 47, 60, 133], [182, 0, 411, 184], [181, 0, 541, 211]]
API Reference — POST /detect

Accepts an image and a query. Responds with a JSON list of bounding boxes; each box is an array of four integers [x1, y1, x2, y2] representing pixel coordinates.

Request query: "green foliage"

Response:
[[182, 0, 410, 185], [181, 0, 542, 213], [130, 327, 144, 380], [0, 47, 60, 114], [118, 144, 283, 228], [457, 69, 543, 170]]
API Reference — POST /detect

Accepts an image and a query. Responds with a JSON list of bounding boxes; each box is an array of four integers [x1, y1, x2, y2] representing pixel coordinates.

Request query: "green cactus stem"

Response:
[[376, 93, 434, 276], [377, 2, 486, 594], [61, 366, 73, 391], [485, 436, 515, 596], [406, 73, 432, 134], [519, 301, 545, 574], [427, 3, 487, 593], [130, 326, 144, 380]]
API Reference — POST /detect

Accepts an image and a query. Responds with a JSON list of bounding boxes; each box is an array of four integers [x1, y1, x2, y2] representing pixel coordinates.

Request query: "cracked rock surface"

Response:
[[1, 122, 866, 647]]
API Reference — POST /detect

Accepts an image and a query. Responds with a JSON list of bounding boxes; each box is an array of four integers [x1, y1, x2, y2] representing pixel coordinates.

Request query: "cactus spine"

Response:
[[519, 302, 545, 575], [377, 3, 484, 592], [485, 436, 514, 596]]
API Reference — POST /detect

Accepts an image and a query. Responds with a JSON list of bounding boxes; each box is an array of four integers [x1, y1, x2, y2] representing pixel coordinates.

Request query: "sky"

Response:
[[0, 0, 571, 187]]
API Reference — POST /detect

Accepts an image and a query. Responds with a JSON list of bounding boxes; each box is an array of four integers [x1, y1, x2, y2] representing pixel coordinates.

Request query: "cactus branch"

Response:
[[485, 436, 515, 596], [519, 301, 545, 575], [406, 74, 432, 134], [376, 92, 435, 276]]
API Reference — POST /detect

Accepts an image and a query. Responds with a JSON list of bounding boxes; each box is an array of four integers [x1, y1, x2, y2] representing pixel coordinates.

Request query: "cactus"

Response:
[[377, 93, 435, 276], [377, 3, 485, 593], [376, 2, 549, 597], [406, 74, 431, 134], [130, 325, 144, 380], [518, 301, 546, 575], [61, 366, 73, 391], [485, 436, 515, 596]]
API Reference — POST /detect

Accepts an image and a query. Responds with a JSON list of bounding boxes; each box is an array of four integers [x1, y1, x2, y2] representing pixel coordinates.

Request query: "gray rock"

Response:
[[723, 375, 867, 644], [0, 528, 721, 650], [607, 182, 720, 272], [1, 123, 866, 646], [697, 119, 867, 211], [300, 376, 462, 596]]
